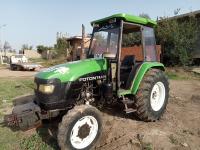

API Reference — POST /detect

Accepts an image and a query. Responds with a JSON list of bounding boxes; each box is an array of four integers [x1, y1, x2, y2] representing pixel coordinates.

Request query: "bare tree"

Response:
[[139, 13, 151, 19]]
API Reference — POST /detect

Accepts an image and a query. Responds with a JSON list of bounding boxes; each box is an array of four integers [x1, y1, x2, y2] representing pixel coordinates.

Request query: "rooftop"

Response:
[[67, 35, 91, 41], [91, 13, 157, 27], [169, 10, 200, 20]]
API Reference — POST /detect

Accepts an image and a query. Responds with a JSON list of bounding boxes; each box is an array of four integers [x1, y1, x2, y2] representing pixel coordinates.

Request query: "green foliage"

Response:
[[0, 78, 33, 102], [94, 33, 106, 44], [122, 31, 141, 47], [143, 142, 153, 150], [36, 37, 71, 59], [166, 71, 180, 80], [156, 14, 199, 66], [0, 125, 24, 150], [36, 45, 52, 54], [54, 37, 71, 57], [41, 57, 67, 67], [139, 13, 151, 19], [22, 44, 33, 50], [166, 67, 200, 80], [20, 134, 54, 150]]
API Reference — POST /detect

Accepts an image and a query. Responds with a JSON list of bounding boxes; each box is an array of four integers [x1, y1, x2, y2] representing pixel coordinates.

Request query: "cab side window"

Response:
[[142, 27, 157, 61]]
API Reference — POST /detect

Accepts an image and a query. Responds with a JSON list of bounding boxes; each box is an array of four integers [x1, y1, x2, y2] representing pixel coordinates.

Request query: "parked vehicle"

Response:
[[5, 13, 169, 150], [10, 54, 41, 71]]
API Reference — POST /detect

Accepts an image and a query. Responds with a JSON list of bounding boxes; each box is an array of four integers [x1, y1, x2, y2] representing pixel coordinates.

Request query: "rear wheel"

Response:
[[30, 68, 35, 71], [10, 64, 16, 71], [135, 69, 169, 121], [10, 65, 14, 70], [57, 105, 102, 150], [16, 66, 22, 71]]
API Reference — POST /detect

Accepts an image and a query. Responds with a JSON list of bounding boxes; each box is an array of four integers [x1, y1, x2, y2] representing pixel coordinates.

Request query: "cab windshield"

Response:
[[90, 24, 120, 58]]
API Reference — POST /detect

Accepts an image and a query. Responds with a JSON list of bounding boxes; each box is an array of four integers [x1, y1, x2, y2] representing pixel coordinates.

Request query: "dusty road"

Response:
[[0, 67, 41, 78]]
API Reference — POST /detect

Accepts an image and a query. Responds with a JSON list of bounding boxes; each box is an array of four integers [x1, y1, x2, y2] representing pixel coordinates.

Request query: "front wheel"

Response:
[[57, 105, 102, 150], [135, 69, 169, 121]]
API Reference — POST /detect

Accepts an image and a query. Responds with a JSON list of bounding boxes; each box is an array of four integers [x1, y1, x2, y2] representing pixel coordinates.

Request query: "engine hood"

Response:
[[35, 58, 107, 82]]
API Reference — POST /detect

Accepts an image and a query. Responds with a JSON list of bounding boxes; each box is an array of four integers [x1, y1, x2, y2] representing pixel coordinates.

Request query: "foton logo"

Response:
[[43, 66, 69, 74], [79, 75, 106, 82]]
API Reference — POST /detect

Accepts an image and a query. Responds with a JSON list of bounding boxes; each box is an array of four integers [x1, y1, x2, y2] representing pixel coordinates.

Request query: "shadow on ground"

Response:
[[2, 94, 143, 150], [36, 120, 60, 149]]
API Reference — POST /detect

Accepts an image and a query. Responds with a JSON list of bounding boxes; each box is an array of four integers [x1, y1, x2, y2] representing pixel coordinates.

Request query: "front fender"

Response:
[[131, 62, 165, 94]]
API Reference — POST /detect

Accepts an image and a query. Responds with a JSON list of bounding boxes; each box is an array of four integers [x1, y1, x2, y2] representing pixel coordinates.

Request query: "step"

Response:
[[122, 99, 134, 104], [117, 89, 132, 97], [124, 108, 136, 114]]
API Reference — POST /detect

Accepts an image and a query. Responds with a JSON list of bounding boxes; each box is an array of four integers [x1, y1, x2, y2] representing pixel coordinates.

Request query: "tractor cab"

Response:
[[89, 14, 158, 92]]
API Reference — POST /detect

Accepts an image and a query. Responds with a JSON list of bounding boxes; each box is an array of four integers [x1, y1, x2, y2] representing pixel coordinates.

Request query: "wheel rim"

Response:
[[150, 81, 166, 111], [70, 115, 98, 149]]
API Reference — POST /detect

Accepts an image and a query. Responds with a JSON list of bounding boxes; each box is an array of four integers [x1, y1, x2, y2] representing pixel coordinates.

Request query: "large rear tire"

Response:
[[135, 69, 169, 121], [57, 105, 102, 150]]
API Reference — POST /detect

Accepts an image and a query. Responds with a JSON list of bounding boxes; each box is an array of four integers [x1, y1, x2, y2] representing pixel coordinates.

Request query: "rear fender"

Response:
[[131, 62, 165, 94]]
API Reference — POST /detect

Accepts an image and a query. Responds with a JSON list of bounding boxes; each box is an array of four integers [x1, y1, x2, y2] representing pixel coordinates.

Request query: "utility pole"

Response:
[[81, 24, 86, 59], [0, 24, 6, 52]]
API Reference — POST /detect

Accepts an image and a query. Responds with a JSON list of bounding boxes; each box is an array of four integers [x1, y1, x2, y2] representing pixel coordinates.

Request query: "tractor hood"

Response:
[[35, 58, 107, 82]]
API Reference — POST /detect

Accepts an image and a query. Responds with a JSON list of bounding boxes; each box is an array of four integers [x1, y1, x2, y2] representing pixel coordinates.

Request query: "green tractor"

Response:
[[6, 14, 169, 150]]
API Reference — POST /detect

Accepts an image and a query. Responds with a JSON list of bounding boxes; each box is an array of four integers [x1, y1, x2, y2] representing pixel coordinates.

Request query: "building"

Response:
[[0, 51, 16, 64], [67, 36, 91, 60]]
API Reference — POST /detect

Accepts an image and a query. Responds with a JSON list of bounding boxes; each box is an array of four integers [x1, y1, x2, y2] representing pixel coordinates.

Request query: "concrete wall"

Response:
[[23, 50, 41, 59], [0, 52, 16, 64], [0, 51, 15, 57]]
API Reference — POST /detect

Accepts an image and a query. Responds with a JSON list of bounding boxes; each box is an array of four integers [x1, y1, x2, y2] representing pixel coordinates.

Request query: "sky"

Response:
[[0, 0, 199, 50]]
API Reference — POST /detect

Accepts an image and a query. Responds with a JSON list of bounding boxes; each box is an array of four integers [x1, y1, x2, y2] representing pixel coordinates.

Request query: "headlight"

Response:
[[39, 84, 55, 94]]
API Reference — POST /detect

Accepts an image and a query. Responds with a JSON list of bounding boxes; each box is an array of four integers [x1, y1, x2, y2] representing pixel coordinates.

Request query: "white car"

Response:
[[10, 54, 41, 71], [10, 54, 28, 64]]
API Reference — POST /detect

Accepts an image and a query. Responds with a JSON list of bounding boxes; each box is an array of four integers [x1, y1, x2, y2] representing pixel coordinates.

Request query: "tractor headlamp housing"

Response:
[[34, 77, 68, 110], [38, 84, 55, 94]]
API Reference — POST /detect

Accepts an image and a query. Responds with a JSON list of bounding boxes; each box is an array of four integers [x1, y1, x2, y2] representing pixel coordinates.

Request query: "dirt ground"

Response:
[[0, 67, 41, 78], [192, 67, 200, 74], [94, 80, 200, 150], [1, 67, 200, 149]]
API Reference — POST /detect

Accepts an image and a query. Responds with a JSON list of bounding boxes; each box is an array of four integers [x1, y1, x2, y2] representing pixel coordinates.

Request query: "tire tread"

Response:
[[135, 69, 169, 122]]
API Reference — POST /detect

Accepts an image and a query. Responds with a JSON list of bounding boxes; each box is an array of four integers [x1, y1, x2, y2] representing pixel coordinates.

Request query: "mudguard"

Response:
[[118, 62, 165, 96], [131, 62, 165, 94]]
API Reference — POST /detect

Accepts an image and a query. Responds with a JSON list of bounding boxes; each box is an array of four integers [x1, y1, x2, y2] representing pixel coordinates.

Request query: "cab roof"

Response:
[[91, 13, 157, 27]]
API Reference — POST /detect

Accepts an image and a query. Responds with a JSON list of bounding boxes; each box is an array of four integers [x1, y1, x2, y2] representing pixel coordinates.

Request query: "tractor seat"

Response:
[[121, 55, 136, 70], [120, 55, 136, 88]]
